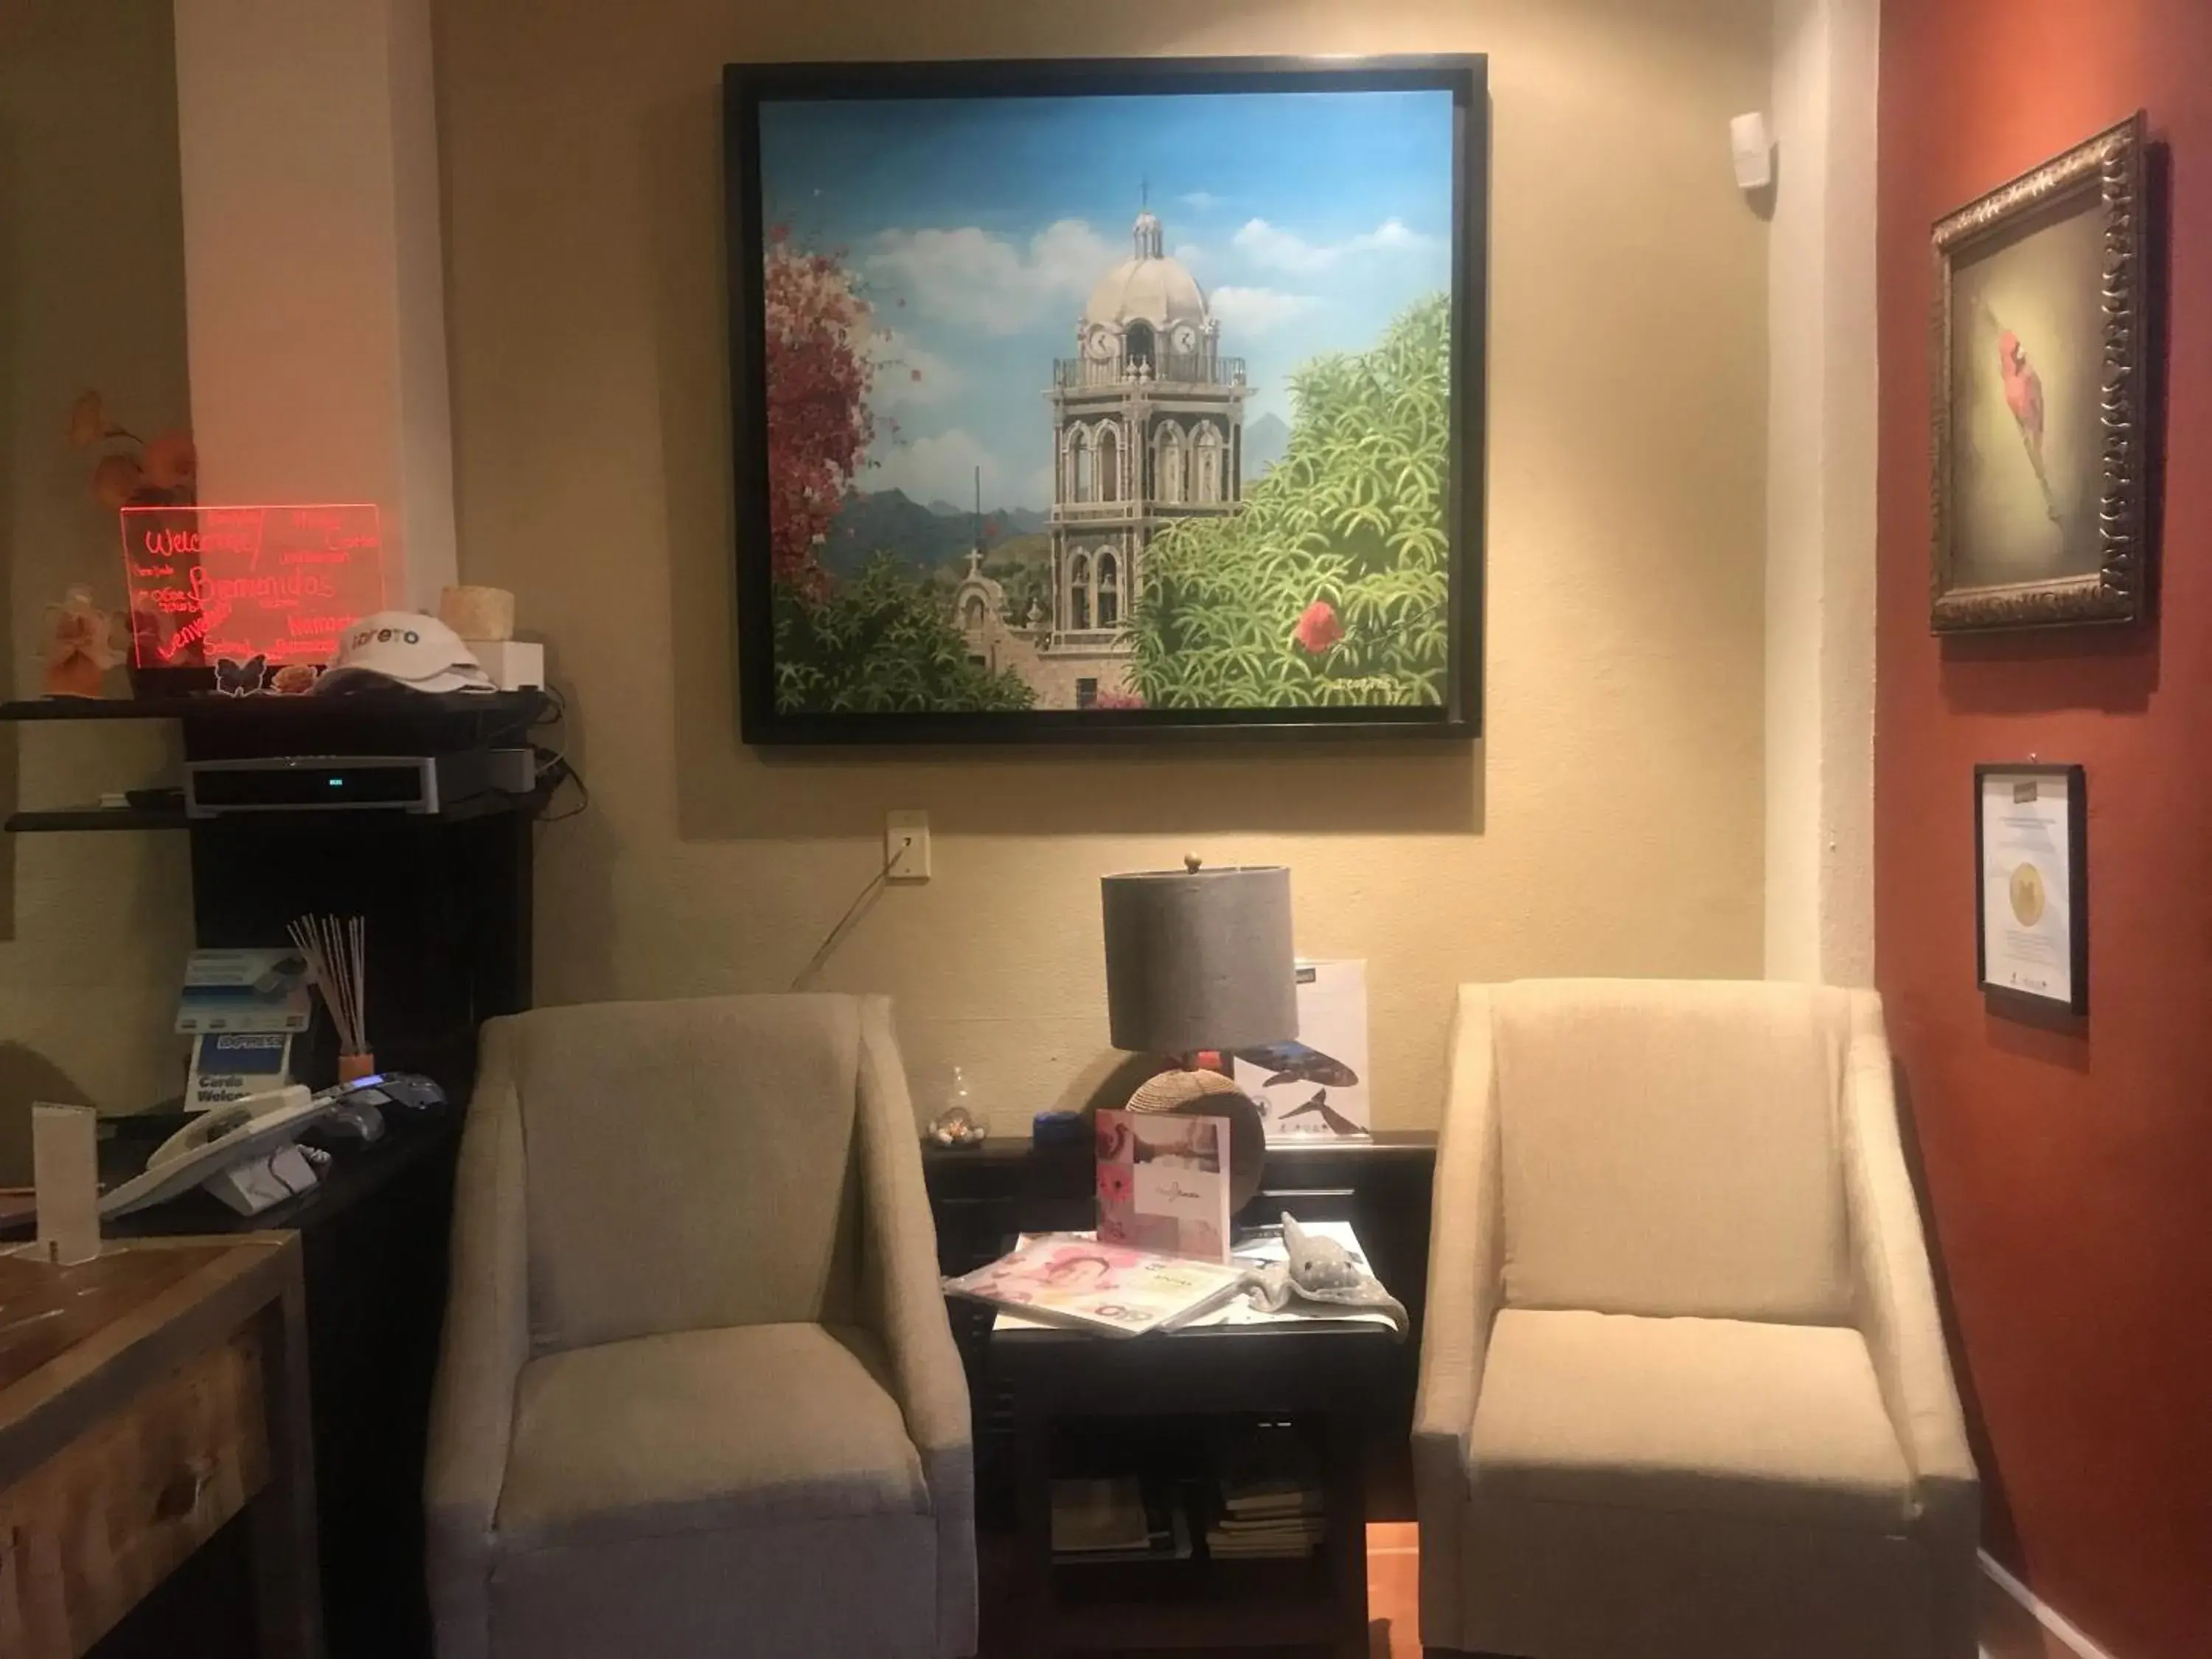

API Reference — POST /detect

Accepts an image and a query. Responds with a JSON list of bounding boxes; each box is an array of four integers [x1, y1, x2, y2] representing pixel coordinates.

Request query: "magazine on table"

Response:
[[942, 1233, 1247, 1338]]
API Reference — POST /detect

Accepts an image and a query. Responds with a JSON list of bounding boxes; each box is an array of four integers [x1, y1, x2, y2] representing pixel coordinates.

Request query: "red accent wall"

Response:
[[1877, 6, 2212, 1658]]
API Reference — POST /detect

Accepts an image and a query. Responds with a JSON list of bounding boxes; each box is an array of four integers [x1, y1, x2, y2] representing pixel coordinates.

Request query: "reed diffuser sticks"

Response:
[[288, 913, 372, 1077]]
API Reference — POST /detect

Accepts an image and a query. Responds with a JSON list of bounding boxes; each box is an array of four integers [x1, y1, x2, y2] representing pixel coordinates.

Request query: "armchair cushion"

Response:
[[496, 1322, 928, 1553], [1491, 979, 1852, 1324], [514, 995, 866, 1353], [1471, 1309, 1911, 1533]]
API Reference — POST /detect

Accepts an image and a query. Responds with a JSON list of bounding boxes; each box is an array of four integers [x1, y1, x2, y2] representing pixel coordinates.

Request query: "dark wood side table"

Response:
[[926, 1131, 1438, 1524], [996, 1316, 1397, 1658]]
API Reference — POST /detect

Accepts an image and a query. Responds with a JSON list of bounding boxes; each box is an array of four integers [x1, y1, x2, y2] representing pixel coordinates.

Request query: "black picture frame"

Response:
[[1973, 762, 2089, 1016], [723, 55, 1489, 745]]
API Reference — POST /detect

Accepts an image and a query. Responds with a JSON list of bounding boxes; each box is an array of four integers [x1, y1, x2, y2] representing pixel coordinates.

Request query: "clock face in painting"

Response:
[[2008, 860, 2048, 928]]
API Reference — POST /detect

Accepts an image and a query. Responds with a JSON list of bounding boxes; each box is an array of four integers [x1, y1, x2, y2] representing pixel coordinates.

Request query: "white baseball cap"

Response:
[[314, 611, 495, 695]]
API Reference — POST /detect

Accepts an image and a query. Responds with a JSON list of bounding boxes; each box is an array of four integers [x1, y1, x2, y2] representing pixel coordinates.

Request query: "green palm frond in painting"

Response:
[[1127, 293, 1454, 709]]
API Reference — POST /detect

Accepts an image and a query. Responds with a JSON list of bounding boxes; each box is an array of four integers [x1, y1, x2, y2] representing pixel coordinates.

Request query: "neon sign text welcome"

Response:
[[120, 504, 389, 667]]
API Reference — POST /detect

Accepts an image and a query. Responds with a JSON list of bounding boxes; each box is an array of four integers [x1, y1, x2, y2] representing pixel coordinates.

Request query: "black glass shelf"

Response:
[[3, 805, 187, 832], [5, 785, 553, 835]]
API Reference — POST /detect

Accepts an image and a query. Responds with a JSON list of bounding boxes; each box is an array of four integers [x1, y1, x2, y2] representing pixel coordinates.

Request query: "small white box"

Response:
[[1729, 111, 1775, 191], [466, 639, 545, 691]]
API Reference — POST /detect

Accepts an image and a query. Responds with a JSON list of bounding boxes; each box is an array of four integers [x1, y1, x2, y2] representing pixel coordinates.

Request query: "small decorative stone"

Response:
[[926, 1105, 989, 1149]]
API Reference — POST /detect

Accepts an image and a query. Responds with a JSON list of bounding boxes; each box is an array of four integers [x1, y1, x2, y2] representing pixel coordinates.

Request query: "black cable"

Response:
[[525, 681, 589, 821], [790, 852, 894, 990], [537, 748, 590, 821]]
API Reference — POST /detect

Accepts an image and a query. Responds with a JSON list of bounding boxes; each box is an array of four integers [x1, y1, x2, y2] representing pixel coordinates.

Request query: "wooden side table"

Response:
[[0, 1237, 320, 1659], [4, 1106, 464, 1659], [995, 1316, 1397, 1658]]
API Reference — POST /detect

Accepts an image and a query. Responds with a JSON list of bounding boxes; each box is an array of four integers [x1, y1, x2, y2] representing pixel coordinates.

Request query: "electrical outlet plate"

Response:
[[886, 810, 931, 881]]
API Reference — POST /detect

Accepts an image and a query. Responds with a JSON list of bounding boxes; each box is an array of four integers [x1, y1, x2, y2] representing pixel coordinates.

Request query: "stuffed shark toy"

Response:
[[1243, 1213, 1410, 1338]]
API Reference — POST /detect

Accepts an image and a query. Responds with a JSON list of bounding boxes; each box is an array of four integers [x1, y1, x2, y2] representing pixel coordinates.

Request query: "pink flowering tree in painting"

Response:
[[762, 230, 1034, 714], [762, 228, 874, 594]]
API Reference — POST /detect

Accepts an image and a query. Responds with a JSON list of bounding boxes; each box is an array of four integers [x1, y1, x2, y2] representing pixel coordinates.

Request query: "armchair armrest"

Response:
[[855, 996, 975, 1658], [1414, 984, 1506, 1647], [424, 1023, 532, 1659], [1841, 992, 1979, 1657]]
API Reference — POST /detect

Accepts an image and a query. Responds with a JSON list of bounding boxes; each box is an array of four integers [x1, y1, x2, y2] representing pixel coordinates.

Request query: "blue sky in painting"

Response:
[[758, 89, 1455, 511]]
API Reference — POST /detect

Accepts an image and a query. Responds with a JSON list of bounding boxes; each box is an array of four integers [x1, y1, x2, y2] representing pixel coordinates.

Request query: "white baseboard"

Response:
[[1980, 1550, 2123, 1659]]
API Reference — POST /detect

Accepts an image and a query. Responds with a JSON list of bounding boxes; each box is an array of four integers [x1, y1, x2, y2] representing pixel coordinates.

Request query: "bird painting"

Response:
[[1992, 320, 2060, 527]]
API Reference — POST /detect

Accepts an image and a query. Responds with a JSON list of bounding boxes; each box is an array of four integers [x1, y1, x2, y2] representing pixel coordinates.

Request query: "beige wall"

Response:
[[434, 0, 1772, 1133], [174, 0, 459, 607], [1764, 0, 1876, 987], [0, 1, 195, 1175]]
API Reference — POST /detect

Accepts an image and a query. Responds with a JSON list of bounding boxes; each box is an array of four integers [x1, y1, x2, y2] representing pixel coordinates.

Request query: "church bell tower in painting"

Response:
[[1038, 203, 1249, 706]]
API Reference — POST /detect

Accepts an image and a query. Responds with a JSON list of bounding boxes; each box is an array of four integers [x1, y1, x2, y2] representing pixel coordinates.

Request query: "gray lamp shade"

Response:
[[1101, 863, 1298, 1055]]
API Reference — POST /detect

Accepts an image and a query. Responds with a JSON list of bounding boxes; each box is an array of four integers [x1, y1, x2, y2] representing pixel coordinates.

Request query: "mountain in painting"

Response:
[[821, 489, 1051, 577], [1242, 411, 1292, 479]]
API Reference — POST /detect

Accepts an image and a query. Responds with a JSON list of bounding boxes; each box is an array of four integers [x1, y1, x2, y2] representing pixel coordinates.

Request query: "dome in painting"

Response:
[[1082, 209, 1209, 333]]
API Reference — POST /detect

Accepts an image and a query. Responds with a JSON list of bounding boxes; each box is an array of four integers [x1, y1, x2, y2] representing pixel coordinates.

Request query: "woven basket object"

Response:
[[1121, 1066, 1265, 1211]]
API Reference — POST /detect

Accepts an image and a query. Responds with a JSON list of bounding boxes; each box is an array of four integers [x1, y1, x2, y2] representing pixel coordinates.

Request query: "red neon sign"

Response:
[[119, 503, 389, 668]]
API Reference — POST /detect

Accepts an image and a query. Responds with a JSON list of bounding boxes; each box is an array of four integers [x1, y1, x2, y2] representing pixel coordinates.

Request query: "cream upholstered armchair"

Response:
[[425, 993, 974, 1659], [1415, 980, 1978, 1659]]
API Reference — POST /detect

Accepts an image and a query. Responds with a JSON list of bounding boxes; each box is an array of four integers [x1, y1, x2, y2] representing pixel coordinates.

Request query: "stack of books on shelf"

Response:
[[1207, 1432, 1326, 1559], [1049, 1478, 1192, 1565]]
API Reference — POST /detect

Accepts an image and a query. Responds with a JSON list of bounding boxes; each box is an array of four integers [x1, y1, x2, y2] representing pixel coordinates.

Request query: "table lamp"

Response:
[[1100, 856, 1296, 1208]]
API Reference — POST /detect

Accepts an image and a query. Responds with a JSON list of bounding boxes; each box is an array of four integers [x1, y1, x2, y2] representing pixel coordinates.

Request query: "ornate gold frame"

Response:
[[1931, 114, 2148, 633]]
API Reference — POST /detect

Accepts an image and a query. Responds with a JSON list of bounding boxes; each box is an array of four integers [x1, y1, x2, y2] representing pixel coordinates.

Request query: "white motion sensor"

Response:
[[1730, 111, 1775, 192]]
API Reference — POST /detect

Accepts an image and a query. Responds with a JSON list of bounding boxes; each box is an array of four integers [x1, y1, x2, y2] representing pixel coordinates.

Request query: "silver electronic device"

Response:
[[185, 751, 535, 818]]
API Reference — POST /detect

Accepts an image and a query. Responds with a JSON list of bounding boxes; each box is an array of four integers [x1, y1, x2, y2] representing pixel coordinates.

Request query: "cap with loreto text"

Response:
[[313, 611, 495, 695]]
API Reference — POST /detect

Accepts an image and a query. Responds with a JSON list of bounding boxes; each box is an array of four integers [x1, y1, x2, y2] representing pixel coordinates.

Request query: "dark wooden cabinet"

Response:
[[1, 692, 547, 1659]]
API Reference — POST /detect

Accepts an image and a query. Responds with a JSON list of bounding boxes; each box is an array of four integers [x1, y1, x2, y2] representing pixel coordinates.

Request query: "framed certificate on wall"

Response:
[[1975, 763, 2087, 1015]]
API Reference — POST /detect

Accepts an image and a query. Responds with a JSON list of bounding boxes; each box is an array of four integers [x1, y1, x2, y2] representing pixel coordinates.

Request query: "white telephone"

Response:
[[102, 1086, 333, 1218], [98, 1071, 449, 1220]]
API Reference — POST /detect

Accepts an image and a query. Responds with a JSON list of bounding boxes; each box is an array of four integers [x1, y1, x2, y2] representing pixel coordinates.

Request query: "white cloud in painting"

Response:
[[1347, 218, 1436, 256], [1179, 190, 1225, 211], [1208, 286, 1319, 335], [866, 219, 1113, 334], [866, 329, 961, 408], [1231, 216, 1438, 273], [1172, 243, 1206, 269], [863, 428, 1051, 511]]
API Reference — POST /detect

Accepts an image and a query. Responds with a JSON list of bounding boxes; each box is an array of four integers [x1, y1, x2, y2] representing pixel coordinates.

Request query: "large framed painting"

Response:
[[1930, 113, 2149, 633], [724, 56, 1486, 743]]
